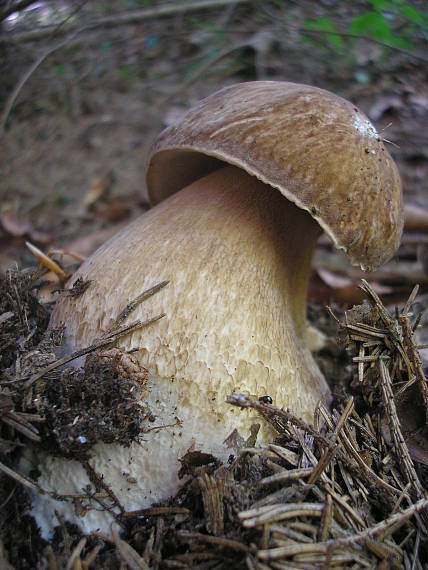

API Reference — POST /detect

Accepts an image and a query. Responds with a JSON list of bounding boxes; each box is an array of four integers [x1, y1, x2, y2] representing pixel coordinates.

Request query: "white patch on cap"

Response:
[[353, 113, 378, 139]]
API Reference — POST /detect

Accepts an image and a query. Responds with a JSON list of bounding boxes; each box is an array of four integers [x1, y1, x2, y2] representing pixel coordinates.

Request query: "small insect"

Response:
[[258, 395, 272, 404]]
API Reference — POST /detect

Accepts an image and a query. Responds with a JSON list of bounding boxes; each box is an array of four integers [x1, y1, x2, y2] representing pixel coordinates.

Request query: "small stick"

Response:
[[0, 460, 45, 494], [111, 525, 150, 570], [399, 313, 428, 422], [115, 281, 169, 326], [23, 315, 164, 388], [324, 486, 366, 530], [65, 537, 86, 570], [228, 394, 401, 499], [306, 399, 354, 491], [1, 414, 41, 442], [25, 241, 68, 280], [412, 312, 423, 332], [260, 467, 313, 487], [401, 285, 419, 317], [359, 279, 395, 329], [411, 531, 421, 570], [379, 360, 424, 500], [240, 503, 324, 528], [83, 461, 125, 515], [358, 344, 365, 383], [318, 494, 333, 542], [124, 506, 189, 518], [82, 544, 102, 567], [257, 498, 428, 561], [176, 531, 250, 552]]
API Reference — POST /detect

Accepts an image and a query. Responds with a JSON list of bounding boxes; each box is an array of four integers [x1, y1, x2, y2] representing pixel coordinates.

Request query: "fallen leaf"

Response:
[[97, 200, 131, 222], [317, 268, 356, 289], [1, 210, 52, 244], [309, 268, 392, 305], [83, 171, 115, 208], [1, 210, 32, 237], [67, 222, 128, 257], [405, 203, 428, 233], [417, 245, 428, 276]]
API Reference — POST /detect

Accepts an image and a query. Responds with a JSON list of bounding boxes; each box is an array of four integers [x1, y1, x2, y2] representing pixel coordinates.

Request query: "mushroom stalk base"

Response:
[[32, 166, 329, 536]]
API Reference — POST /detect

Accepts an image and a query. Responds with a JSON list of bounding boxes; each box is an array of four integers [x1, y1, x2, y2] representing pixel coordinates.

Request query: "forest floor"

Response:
[[1, 1, 428, 568]]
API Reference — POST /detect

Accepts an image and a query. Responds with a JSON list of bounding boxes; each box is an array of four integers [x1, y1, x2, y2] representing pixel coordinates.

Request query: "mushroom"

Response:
[[30, 81, 403, 537]]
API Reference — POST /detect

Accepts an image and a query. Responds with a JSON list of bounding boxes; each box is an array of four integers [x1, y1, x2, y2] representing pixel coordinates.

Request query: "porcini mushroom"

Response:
[[30, 81, 403, 537]]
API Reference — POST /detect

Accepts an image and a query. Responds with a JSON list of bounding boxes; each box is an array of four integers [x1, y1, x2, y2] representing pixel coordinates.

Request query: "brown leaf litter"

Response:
[[0, 269, 428, 568]]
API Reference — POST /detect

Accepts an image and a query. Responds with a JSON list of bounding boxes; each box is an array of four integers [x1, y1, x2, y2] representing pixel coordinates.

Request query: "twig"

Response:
[[228, 394, 401, 498], [176, 531, 250, 552], [22, 314, 164, 388], [111, 525, 150, 570], [378, 360, 424, 500], [318, 494, 333, 541], [1, 0, 250, 43], [65, 537, 86, 570], [0, 28, 83, 134], [359, 279, 395, 330], [411, 530, 421, 570], [307, 398, 354, 488], [401, 284, 419, 317], [1, 412, 41, 442], [300, 27, 428, 65], [399, 312, 428, 422], [257, 498, 428, 561], [0, 460, 43, 493], [161, 41, 250, 104], [0, 459, 75, 502], [83, 461, 125, 516], [83, 544, 102, 567], [260, 467, 313, 487], [262, 6, 428, 65], [239, 503, 324, 528], [25, 241, 69, 281], [227, 395, 330, 446], [115, 281, 169, 326], [198, 473, 224, 536], [124, 506, 190, 518], [0, 0, 37, 22]]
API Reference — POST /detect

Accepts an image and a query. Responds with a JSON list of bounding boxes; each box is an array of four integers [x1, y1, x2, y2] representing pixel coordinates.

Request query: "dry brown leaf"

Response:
[[67, 222, 128, 257], [309, 269, 392, 306], [1, 210, 32, 237], [83, 174, 113, 208], [405, 203, 428, 233], [1, 210, 51, 244]]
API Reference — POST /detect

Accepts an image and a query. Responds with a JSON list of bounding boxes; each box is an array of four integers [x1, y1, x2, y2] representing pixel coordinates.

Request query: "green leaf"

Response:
[[304, 17, 343, 51], [387, 36, 415, 48], [349, 11, 390, 35], [368, 0, 393, 9], [53, 64, 65, 76], [118, 67, 134, 81], [349, 10, 416, 48], [401, 4, 424, 24]]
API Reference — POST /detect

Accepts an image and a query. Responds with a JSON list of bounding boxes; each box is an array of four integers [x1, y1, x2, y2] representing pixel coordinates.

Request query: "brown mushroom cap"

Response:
[[147, 81, 403, 271]]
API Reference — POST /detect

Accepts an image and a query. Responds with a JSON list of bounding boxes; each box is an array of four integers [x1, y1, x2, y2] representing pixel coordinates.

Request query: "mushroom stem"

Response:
[[54, 165, 326, 413], [34, 165, 329, 536]]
